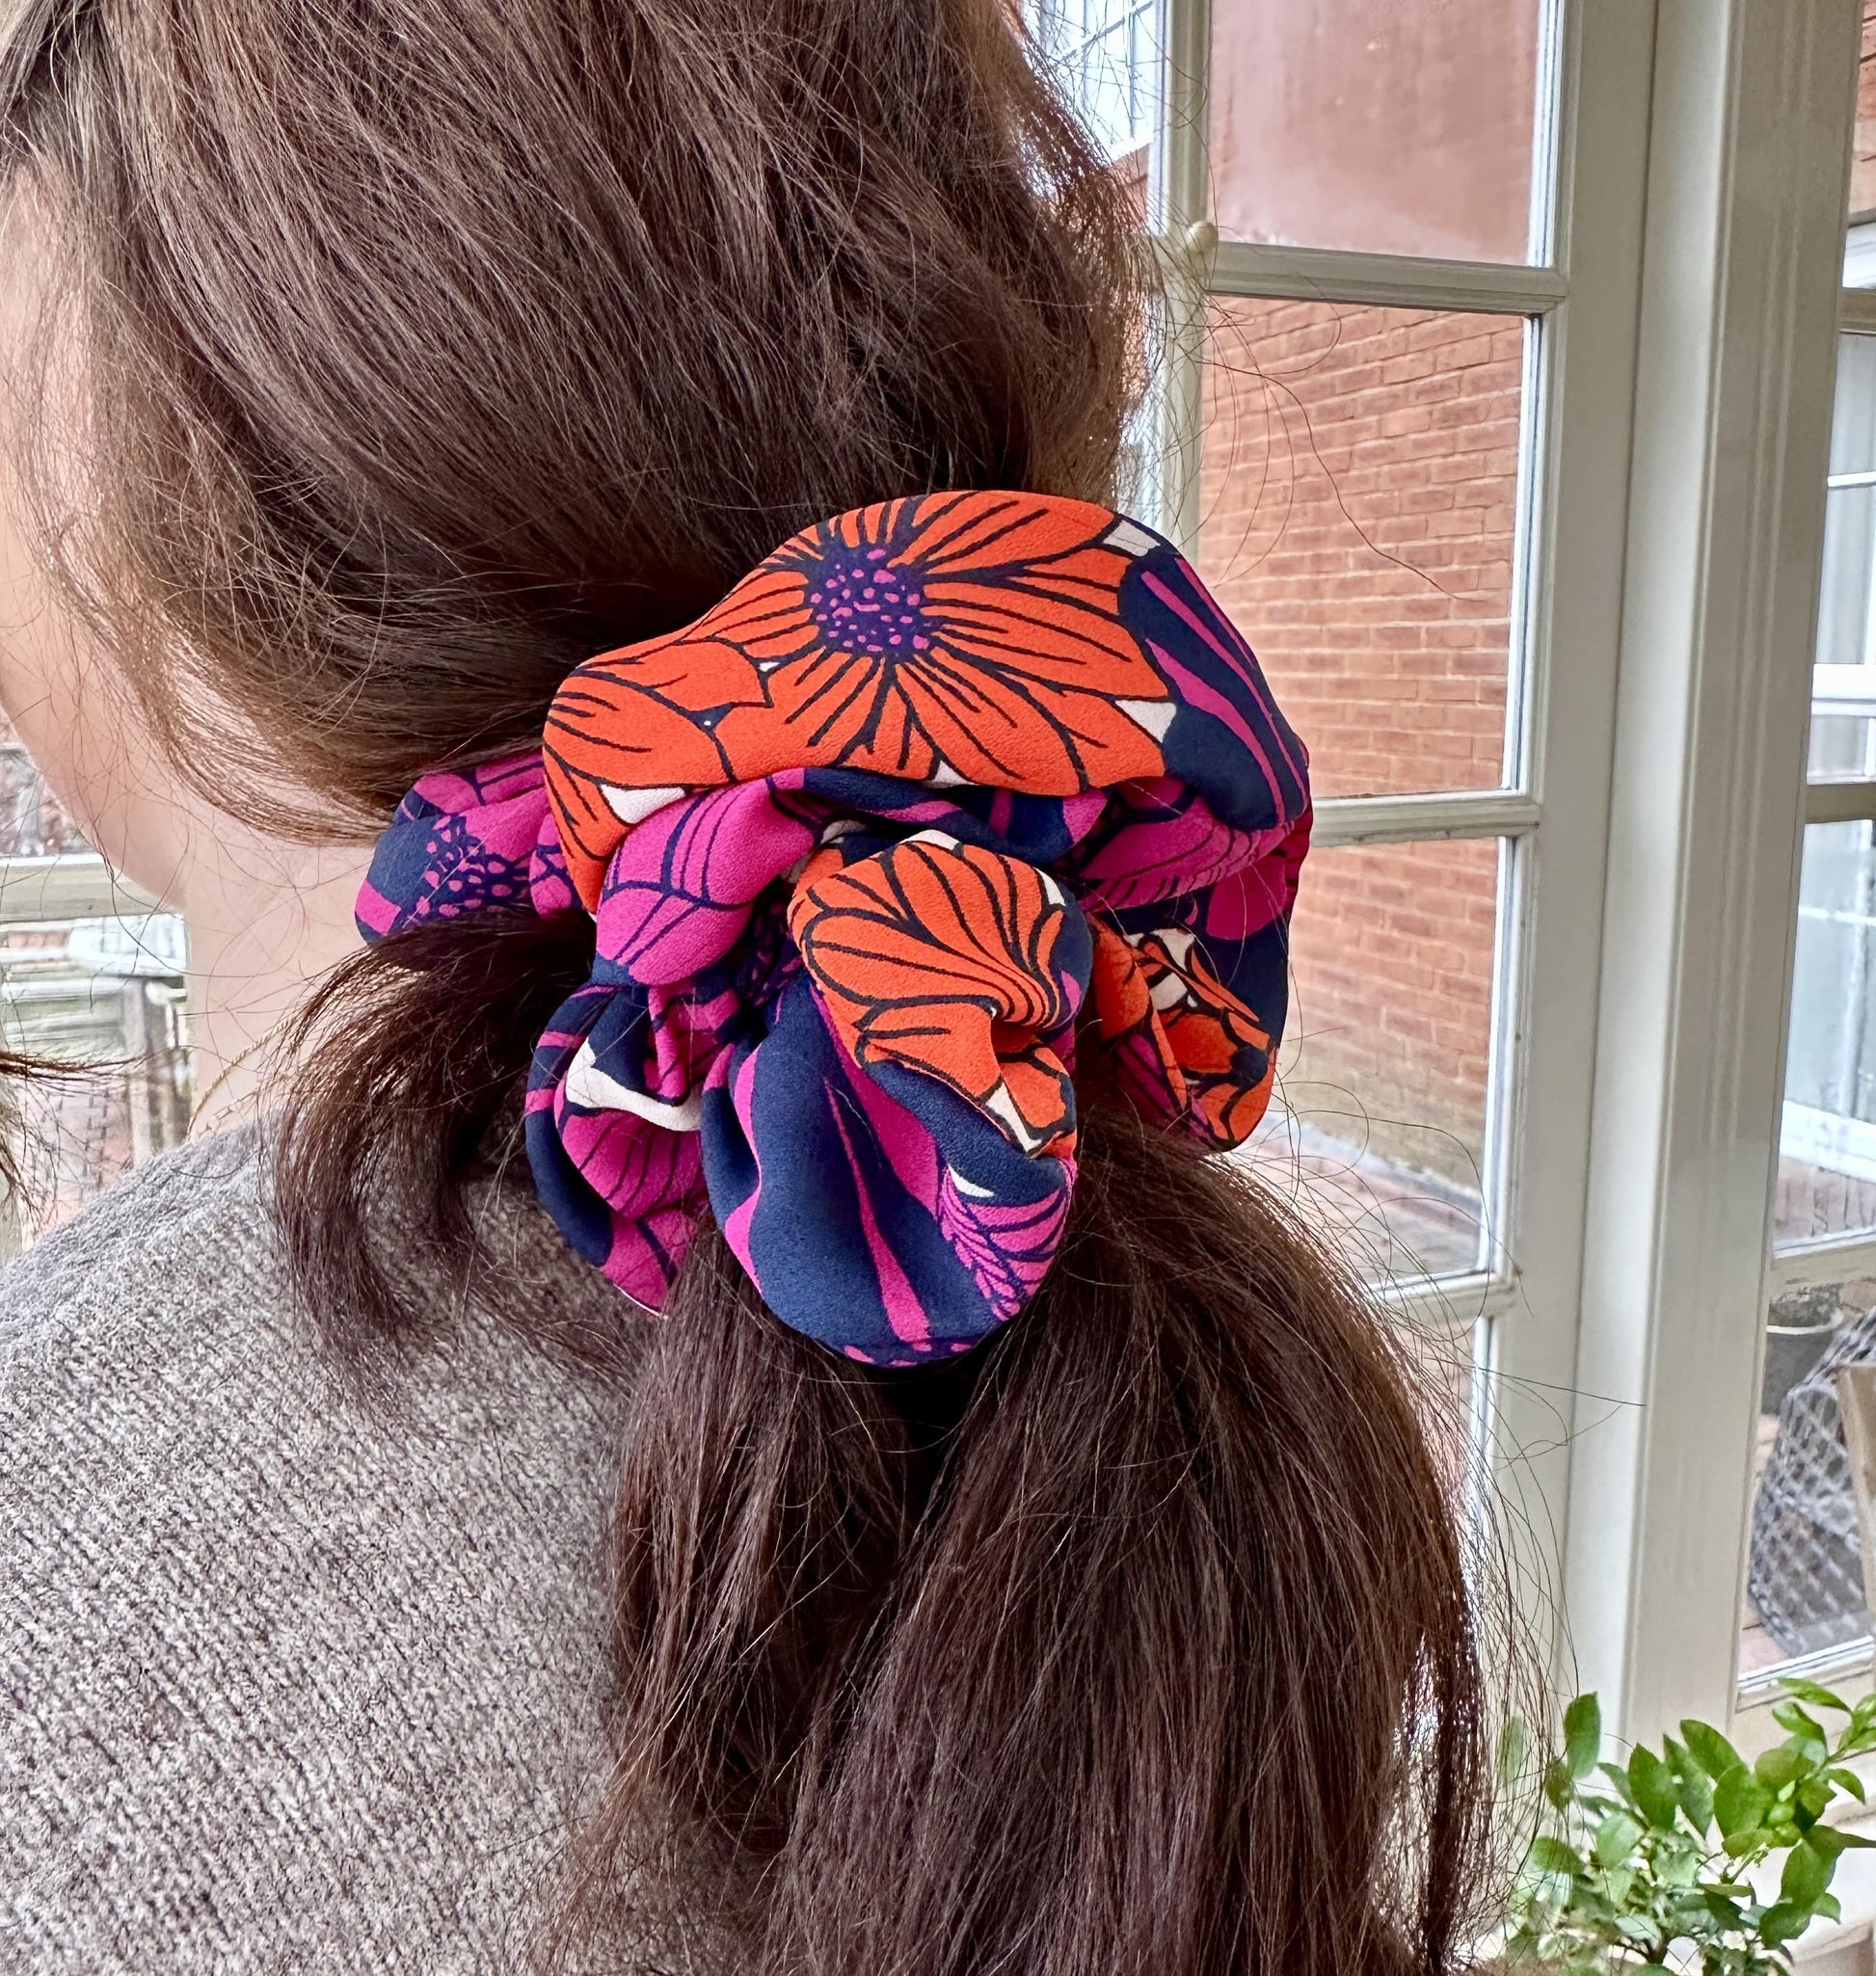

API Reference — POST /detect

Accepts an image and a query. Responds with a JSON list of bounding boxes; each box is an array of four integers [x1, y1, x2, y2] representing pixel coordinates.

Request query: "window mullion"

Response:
[[1205, 240, 1565, 317], [1562, 0, 1860, 1746], [1149, 0, 1210, 554]]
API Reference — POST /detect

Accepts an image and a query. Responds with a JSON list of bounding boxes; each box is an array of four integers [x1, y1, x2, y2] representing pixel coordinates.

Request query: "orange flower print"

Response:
[[1138, 930, 1274, 1147], [1087, 920, 1188, 1113], [543, 491, 1174, 904], [789, 830, 1089, 1158], [1090, 922, 1274, 1149]]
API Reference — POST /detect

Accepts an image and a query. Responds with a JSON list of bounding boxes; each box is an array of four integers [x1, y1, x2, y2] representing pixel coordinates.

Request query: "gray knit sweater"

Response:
[[0, 1129, 640, 1971]]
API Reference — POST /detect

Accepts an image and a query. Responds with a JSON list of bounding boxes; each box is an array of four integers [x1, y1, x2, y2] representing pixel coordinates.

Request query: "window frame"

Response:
[[1142, 0, 1658, 1713], [1134, 0, 1870, 1749], [1560, 0, 1862, 1739]]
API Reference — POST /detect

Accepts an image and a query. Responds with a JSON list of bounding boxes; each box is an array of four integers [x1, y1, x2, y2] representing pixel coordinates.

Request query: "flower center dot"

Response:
[[806, 547, 928, 659]]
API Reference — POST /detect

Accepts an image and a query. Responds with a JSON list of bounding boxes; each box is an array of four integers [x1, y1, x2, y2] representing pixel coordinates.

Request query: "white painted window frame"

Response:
[[1145, 0, 1873, 1751], [1562, 0, 1864, 1746], [1148, 0, 1657, 1709]]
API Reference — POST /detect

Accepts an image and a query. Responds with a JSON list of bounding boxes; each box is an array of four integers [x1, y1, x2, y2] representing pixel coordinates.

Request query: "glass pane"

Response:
[[1209, 0, 1546, 263], [1742, 1279, 1876, 1676], [1782, 338, 1876, 1248], [1399, 1319, 1483, 1497], [1197, 300, 1524, 798], [2, 978, 193, 1248], [0, 731, 191, 1248], [1779, 824, 1876, 1246], [1814, 334, 1876, 670], [1029, 0, 1160, 165], [1850, 1, 1876, 236], [0, 743, 88, 857], [1241, 836, 1501, 1283]]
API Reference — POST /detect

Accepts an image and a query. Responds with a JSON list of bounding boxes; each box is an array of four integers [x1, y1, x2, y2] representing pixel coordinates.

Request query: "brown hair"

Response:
[[3, 1, 1503, 1969]]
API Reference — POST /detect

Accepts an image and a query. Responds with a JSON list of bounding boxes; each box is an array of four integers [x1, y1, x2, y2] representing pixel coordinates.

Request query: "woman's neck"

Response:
[[176, 833, 369, 1132]]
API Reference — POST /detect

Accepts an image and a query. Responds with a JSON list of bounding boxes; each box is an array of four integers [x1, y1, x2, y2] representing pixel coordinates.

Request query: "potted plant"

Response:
[[1507, 1678, 1876, 1972]]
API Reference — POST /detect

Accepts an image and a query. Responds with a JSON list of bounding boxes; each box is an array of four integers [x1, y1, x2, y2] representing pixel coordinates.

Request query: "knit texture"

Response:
[[0, 1128, 639, 1972]]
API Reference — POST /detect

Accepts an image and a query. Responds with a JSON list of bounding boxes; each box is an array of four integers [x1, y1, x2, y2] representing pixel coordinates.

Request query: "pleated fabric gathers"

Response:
[[358, 490, 1311, 1366]]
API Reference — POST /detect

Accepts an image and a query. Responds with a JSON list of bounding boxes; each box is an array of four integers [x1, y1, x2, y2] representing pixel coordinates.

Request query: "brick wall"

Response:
[[1195, 300, 1521, 1195], [1854, 2, 1876, 221]]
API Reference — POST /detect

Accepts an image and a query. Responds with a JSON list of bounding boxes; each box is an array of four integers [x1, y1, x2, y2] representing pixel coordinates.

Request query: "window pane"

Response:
[[1209, 0, 1546, 263], [1779, 824, 1876, 1246], [1851, 0, 1876, 233], [0, 745, 88, 858], [1242, 836, 1502, 1283], [1029, 0, 1160, 165], [0, 734, 191, 1248], [1810, 339, 1876, 787], [1197, 301, 1524, 798], [1742, 1280, 1876, 1676], [1784, 338, 1876, 1248], [2, 977, 192, 1248]]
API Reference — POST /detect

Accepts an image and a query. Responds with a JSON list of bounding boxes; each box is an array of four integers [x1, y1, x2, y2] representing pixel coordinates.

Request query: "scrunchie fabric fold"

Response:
[[359, 491, 1310, 1365]]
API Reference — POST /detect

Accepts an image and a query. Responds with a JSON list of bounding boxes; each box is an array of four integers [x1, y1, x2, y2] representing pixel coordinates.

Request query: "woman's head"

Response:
[[2, 2, 1505, 1970], [2, 0, 1141, 833]]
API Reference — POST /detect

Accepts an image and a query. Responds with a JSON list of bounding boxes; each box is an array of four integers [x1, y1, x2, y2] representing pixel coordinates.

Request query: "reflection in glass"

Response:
[[1240, 837, 1502, 1286], [1197, 300, 1524, 798], [1209, 0, 1546, 263], [1743, 1282, 1876, 1676], [1781, 337, 1876, 1248]]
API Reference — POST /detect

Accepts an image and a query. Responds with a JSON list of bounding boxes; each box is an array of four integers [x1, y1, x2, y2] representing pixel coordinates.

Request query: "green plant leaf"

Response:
[[1755, 1746, 1811, 1790], [1683, 1719, 1748, 1780], [1629, 1745, 1683, 1829], [1827, 1767, 1867, 1802], [1528, 1835, 1582, 1876], [1759, 1899, 1813, 1948], [1781, 1839, 1833, 1908], [1781, 1677, 1853, 1714], [1774, 1701, 1829, 1745], [1667, 1736, 1716, 1832], [1565, 1694, 1602, 1779], [1594, 1810, 1644, 1867], [1714, 1766, 1772, 1837], [1810, 1828, 1876, 1856], [1541, 1756, 1574, 1809], [1658, 1840, 1701, 1887], [1724, 1827, 1774, 1857], [1816, 1893, 1843, 1923], [1702, 1888, 1747, 1931], [1796, 1776, 1833, 1825], [1597, 1761, 1639, 1806]]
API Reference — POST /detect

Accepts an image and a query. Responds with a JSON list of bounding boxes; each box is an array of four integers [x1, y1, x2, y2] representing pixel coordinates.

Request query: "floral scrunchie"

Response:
[[359, 490, 1311, 1366]]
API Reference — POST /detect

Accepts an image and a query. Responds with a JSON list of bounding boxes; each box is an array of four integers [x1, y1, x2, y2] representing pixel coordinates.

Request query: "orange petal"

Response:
[[895, 490, 1123, 575], [900, 661, 1166, 791], [791, 837, 1080, 1151], [924, 580, 1163, 695], [712, 646, 939, 783], [576, 634, 768, 713], [692, 569, 819, 664]]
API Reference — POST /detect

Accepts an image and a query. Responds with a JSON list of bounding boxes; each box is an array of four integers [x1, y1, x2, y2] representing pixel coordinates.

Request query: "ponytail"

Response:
[[547, 1103, 1494, 1974]]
